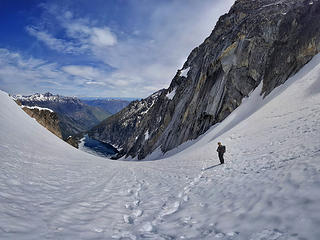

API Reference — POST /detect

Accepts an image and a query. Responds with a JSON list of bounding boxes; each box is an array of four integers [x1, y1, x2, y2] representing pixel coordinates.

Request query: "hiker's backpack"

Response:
[[222, 145, 226, 153]]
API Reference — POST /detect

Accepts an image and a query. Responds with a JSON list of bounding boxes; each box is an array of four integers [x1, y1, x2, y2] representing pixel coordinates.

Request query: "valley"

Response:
[[1, 0, 320, 239]]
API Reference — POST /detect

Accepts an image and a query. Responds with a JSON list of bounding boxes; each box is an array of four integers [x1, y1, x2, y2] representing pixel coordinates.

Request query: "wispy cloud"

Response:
[[0, 48, 69, 94], [10, 0, 235, 97], [26, 26, 84, 54], [97, 0, 236, 94], [26, 8, 117, 55], [62, 65, 101, 80], [90, 27, 117, 47], [0, 48, 159, 97]]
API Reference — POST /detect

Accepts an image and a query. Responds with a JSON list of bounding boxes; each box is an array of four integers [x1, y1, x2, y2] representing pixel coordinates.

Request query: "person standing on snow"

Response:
[[217, 142, 226, 164]]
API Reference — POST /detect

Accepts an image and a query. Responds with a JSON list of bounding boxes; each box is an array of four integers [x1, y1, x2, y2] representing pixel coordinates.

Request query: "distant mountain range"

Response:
[[13, 93, 130, 142], [81, 98, 131, 115], [80, 97, 138, 102]]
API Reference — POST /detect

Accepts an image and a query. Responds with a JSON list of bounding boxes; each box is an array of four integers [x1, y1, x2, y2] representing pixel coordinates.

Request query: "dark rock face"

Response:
[[90, 0, 320, 160], [66, 136, 79, 148]]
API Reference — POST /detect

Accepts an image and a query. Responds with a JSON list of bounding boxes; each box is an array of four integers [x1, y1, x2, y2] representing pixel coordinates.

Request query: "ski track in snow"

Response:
[[1, 54, 320, 239]]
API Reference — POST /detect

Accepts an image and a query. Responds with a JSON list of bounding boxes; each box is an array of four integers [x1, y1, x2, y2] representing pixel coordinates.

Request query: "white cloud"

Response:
[[15, 1, 236, 97], [26, 26, 83, 54], [0, 49, 101, 96], [85, 81, 106, 86], [0, 49, 157, 97], [62, 65, 100, 80], [26, 12, 117, 55], [93, 0, 236, 96], [0, 49, 65, 89], [91, 27, 117, 47]]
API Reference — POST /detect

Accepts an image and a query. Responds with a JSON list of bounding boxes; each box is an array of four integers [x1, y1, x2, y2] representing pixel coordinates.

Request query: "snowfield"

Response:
[[1, 54, 320, 239]]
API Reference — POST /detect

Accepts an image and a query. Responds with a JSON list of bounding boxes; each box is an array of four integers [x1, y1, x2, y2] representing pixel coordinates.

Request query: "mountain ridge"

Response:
[[81, 99, 131, 115], [13, 92, 111, 140]]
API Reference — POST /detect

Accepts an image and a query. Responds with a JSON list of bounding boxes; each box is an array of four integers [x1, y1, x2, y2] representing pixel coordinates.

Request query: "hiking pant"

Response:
[[218, 153, 224, 164]]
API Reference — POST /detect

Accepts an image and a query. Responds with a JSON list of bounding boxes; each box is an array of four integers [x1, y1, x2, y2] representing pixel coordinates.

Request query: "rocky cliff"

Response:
[[21, 106, 63, 139], [90, 0, 320, 160]]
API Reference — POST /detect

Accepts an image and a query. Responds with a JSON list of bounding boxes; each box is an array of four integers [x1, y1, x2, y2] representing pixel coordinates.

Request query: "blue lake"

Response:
[[80, 134, 118, 158]]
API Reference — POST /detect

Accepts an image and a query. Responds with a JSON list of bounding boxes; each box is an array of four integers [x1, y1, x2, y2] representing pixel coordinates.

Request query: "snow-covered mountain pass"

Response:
[[1, 54, 320, 240]]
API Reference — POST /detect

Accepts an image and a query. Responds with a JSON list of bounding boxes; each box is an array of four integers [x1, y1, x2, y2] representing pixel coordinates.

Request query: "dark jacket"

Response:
[[217, 145, 226, 154]]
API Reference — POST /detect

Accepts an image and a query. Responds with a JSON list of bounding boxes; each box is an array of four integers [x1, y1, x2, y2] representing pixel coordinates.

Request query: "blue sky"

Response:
[[0, 0, 234, 98]]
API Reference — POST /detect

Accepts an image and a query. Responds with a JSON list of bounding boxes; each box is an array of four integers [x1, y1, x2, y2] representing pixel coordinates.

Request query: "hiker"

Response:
[[217, 142, 226, 164]]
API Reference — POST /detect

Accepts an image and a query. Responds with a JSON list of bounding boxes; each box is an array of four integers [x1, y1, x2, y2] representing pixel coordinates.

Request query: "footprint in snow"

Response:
[[177, 192, 189, 202], [123, 215, 134, 224], [183, 216, 192, 223], [93, 227, 103, 233], [112, 231, 137, 240], [133, 209, 143, 217], [125, 203, 133, 210], [134, 191, 140, 198], [160, 201, 180, 217], [249, 229, 283, 240], [215, 233, 225, 238], [133, 200, 140, 207], [226, 232, 239, 236], [139, 222, 155, 233], [127, 189, 134, 195]]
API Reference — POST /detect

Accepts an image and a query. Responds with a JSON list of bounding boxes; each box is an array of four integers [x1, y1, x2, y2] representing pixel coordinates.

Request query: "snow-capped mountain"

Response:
[[1, 50, 320, 239], [90, 0, 320, 160], [14, 92, 78, 103], [13, 92, 111, 139]]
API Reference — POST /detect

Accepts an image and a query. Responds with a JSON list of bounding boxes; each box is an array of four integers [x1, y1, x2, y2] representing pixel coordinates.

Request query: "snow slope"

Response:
[[1, 54, 320, 239]]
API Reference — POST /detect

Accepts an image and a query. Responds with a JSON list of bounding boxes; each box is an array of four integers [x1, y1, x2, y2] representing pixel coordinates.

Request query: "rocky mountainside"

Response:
[[90, 0, 320, 160], [14, 93, 111, 138], [89, 90, 163, 151]]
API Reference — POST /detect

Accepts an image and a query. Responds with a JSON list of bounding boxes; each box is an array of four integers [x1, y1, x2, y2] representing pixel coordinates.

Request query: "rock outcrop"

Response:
[[21, 107, 63, 139], [90, 0, 320, 160]]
